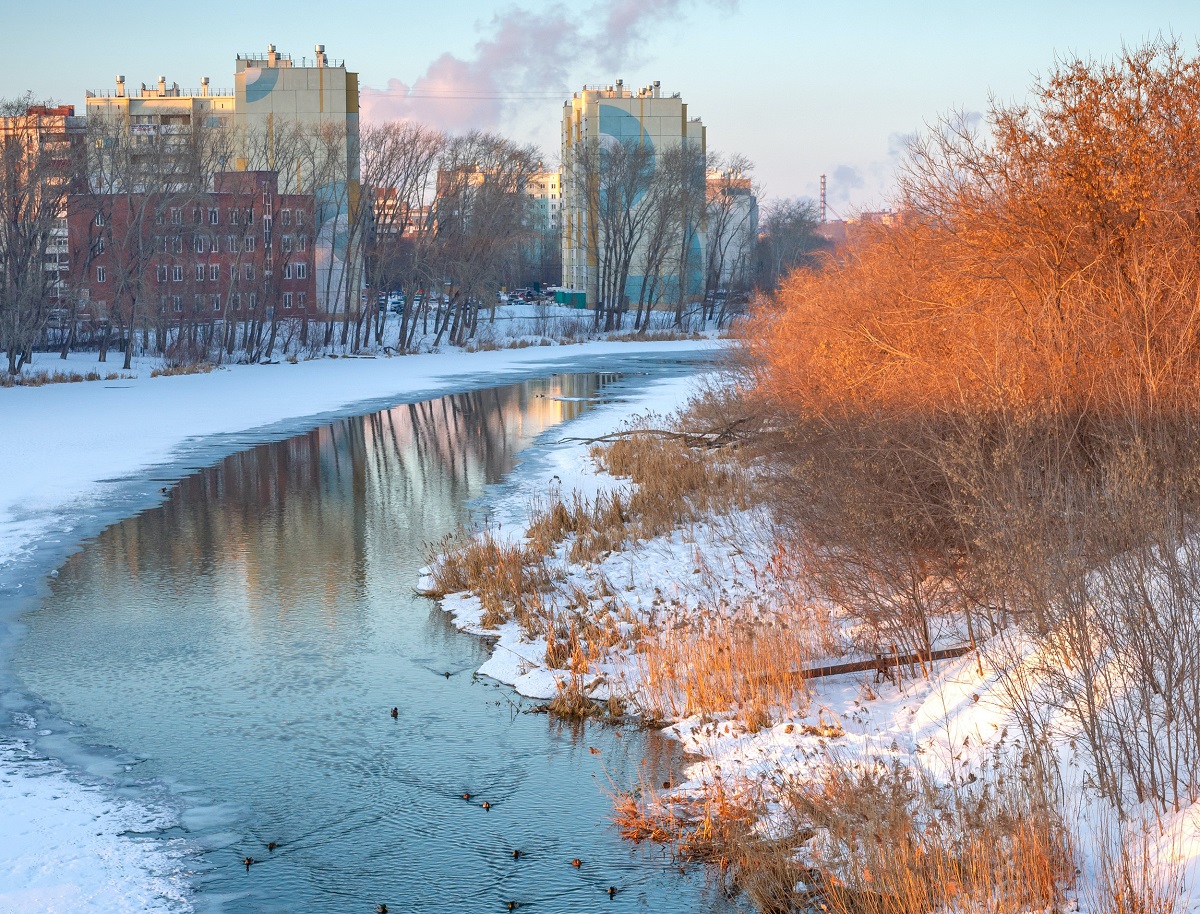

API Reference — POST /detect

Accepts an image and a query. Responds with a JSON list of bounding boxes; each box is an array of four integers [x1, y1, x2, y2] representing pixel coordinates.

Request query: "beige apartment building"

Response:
[[560, 80, 706, 307], [84, 44, 361, 313]]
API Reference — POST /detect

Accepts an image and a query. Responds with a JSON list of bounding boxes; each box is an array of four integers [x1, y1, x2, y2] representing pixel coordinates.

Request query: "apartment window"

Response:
[[249, 292, 257, 310], [283, 263, 293, 280], [281, 209, 291, 226], [231, 264, 238, 283], [192, 208, 202, 225], [154, 236, 166, 254], [172, 265, 183, 282], [210, 264, 219, 281], [297, 235, 306, 252], [228, 235, 238, 253], [208, 208, 219, 225], [172, 295, 181, 311], [96, 237, 105, 253], [244, 264, 254, 281], [94, 212, 104, 226], [193, 294, 202, 311], [282, 235, 292, 253], [296, 262, 308, 279], [283, 291, 293, 309], [96, 265, 106, 282], [195, 264, 205, 282], [231, 293, 242, 311], [229, 208, 239, 225], [155, 211, 165, 226], [171, 237, 183, 254], [243, 208, 253, 225], [244, 235, 255, 252], [295, 209, 304, 225], [194, 235, 207, 254], [297, 291, 306, 310], [171, 208, 181, 225], [157, 265, 168, 283], [211, 294, 221, 312], [159, 295, 168, 312]]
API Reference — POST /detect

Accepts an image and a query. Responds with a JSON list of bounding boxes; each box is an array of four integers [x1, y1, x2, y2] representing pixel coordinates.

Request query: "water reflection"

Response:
[[13, 370, 744, 914]]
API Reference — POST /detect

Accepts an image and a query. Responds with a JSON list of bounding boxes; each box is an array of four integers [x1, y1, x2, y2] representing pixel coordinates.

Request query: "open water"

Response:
[[7, 361, 747, 913]]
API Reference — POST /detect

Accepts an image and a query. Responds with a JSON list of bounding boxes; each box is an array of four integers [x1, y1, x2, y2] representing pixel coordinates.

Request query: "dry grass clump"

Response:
[[784, 756, 1075, 914], [422, 526, 552, 629], [150, 362, 215, 378], [1087, 816, 1186, 914], [635, 603, 821, 731], [0, 369, 127, 387]]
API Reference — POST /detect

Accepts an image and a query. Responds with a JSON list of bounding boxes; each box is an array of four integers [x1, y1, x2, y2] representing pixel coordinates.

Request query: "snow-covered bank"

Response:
[[0, 339, 716, 913]]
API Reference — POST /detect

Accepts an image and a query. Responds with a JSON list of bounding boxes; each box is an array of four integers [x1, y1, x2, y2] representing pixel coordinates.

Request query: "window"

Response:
[[96, 265, 106, 282], [281, 209, 291, 226], [194, 235, 207, 254], [171, 237, 183, 254], [171, 208, 181, 225], [231, 293, 242, 311], [155, 211, 165, 226], [283, 263, 293, 280], [244, 264, 254, 281], [243, 208, 253, 225], [96, 237, 105, 253], [229, 208, 239, 225], [210, 264, 219, 281], [283, 292, 293, 309], [193, 294, 202, 311], [94, 212, 104, 227], [297, 291, 306, 310], [296, 262, 308, 279], [209, 208, 219, 225], [154, 236, 167, 254], [228, 235, 237, 253], [195, 264, 205, 282], [212, 294, 221, 312], [192, 208, 201, 225], [172, 295, 181, 311], [159, 296, 168, 312], [249, 292, 257, 310], [297, 235, 306, 252], [172, 265, 183, 282], [157, 265, 168, 283], [244, 235, 255, 252], [281, 235, 292, 253], [295, 209, 304, 226]]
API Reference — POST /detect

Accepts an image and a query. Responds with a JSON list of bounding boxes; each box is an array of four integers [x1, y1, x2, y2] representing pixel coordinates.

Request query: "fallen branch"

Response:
[[559, 418, 750, 449]]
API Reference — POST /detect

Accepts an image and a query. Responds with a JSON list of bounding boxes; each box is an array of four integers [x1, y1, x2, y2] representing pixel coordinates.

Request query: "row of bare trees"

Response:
[[745, 39, 1200, 815]]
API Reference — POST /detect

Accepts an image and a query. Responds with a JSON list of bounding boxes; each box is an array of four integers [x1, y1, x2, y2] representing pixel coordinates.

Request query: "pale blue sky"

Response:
[[6, 0, 1199, 209]]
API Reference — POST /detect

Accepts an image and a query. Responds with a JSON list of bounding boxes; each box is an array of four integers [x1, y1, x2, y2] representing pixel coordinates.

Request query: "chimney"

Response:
[[314, 43, 326, 67], [115, 75, 126, 98], [158, 75, 166, 93], [267, 43, 277, 67], [201, 76, 210, 97], [653, 80, 661, 98]]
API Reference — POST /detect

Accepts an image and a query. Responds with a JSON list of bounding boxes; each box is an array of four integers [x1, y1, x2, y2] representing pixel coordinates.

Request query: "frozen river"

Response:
[[6, 359, 746, 913]]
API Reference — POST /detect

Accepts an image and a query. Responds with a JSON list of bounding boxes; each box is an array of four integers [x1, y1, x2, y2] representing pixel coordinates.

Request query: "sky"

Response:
[[6, 0, 1200, 212]]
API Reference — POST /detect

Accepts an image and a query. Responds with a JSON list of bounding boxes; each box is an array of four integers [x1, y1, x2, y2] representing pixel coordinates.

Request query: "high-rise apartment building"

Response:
[[82, 44, 361, 314], [560, 80, 706, 308]]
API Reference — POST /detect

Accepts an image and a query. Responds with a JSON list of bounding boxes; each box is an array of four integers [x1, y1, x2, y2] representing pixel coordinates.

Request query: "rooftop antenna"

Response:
[[819, 174, 827, 224]]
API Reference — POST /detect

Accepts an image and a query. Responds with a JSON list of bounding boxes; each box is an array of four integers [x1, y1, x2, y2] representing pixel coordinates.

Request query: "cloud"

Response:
[[360, 0, 737, 133]]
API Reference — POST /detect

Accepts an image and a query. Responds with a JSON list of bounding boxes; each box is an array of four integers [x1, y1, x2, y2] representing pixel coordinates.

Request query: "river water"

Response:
[[7, 362, 746, 913]]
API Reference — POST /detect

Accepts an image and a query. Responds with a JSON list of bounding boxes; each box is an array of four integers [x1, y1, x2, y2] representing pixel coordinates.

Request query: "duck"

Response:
[[481, 801, 492, 810], [266, 841, 278, 852], [607, 886, 618, 898], [389, 707, 399, 719], [376, 905, 389, 914], [571, 858, 582, 868], [506, 903, 520, 911], [243, 857, 254, 871], [511, 849, 522, 859], [462, 792, 472, 801]]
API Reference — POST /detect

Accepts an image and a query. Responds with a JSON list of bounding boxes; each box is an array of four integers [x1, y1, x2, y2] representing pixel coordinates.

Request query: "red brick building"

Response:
[[67, 170, 317, 323]]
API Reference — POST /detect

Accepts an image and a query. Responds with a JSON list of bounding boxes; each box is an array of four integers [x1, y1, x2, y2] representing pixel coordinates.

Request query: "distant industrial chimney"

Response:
[[820, 174, 827, 224]]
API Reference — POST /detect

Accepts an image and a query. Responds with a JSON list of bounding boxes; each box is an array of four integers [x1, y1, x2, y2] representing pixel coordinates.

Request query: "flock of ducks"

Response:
[[235, 706, 628, 908]]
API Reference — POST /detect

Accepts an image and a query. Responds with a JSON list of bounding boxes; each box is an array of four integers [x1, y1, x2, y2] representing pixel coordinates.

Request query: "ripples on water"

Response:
[[11, 369, 747, 914]]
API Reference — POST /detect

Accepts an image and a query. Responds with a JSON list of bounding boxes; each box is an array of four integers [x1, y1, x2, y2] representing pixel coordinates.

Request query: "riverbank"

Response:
[[0, 339, 717, 913], [424, 389, 1200, 913]]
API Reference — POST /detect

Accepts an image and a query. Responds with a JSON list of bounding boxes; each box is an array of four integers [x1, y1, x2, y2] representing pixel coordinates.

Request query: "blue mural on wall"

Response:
[[243, 67, 280, 104]]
